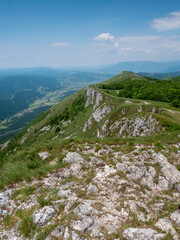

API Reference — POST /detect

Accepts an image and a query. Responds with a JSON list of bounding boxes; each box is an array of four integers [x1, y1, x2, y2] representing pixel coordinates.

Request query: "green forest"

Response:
[[100, 77, 180, 108]]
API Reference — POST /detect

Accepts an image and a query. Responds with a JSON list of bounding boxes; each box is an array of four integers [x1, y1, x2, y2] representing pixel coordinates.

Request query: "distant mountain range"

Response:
[[2, 60, 180, 76], [99, 61, 180, 74]]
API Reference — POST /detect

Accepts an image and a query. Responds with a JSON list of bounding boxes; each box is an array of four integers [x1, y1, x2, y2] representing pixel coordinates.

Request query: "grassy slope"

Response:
[[0, 71, 180, 189]]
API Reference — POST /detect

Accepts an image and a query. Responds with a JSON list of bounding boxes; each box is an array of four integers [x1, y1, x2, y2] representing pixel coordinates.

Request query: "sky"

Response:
[[1, 0, 180, 68]]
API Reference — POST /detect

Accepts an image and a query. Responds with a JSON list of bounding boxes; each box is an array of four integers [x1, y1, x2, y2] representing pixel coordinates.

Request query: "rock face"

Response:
[[0, 143, 180, 239], [83, 105, 113, 132], [33, 206, 56, 226], [85, 87, 103, 108], [123, 228, 166, 240], [154, 153, 180, 191], [117, 115, 159, 137]]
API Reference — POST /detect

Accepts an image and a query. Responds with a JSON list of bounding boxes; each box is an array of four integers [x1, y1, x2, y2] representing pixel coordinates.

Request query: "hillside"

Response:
[[0, 71, 180, 240], [0, 70, 112, 143]]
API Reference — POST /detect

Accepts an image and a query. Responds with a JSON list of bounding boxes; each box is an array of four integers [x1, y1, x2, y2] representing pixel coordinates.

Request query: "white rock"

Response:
[[40, 125, 51, 132], [94, 92, 103, 110], [155, 218, 179, 240], [50, 225, 64, 238], [0, 192, 9, 207], [170, 210, 180, 227], [71, 216, 94, 233], [125, 100, 133, 104], [123, 228, 166, 240], [87, 183, 98, 195], [154, 153, 180, 190], [64, 227, 70, 240], [73, 201, 97, 219], [92, 106, 112, 123], [71, 231, 81, 240], [85, 87, 98, 108], [63, 152, 84, 163], [33, 206, 56, 226], [38, 151, 50, 160]]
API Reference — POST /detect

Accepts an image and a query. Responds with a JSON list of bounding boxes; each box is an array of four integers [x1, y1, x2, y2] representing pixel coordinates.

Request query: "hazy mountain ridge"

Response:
[[99, 61, 180, 74]]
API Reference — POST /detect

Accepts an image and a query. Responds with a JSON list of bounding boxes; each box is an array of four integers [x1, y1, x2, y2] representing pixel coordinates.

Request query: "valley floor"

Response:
[[0, 142, 180, 240]]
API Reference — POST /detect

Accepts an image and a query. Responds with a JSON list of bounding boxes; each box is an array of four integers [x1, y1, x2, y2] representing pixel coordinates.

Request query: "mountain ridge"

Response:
[[0, 71, 180, 240]]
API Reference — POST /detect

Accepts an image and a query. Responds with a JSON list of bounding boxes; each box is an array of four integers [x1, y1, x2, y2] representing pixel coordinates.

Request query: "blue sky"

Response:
[[1, 0, 180, 68]]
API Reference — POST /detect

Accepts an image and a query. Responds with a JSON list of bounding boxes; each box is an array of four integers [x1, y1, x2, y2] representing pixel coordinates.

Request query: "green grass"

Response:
[[12, 185, 36, 200], [18, 215, 37, 238], [15, 208, 37, 238], [36, 224, 57, 240], [0, 72, 180, 189]]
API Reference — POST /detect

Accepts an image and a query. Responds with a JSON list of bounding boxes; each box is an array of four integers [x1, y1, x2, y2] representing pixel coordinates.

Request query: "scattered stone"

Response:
[[73, 201, 97, 219], [155, 218, 179, 240], [40, 125, 51, 132], [64, 227, 70, 239], [20, 136, 27, 145], [71, 216, 94, 233], [38, 151, 50, 160], [123, 228, 166, 240], [87, 183, 98, 195], [63, 152, 84, 163], [1, 140, 10, 151], [71, 231, 81, 240], [125, 100, 133, 104], [33, 206, 56, 226], [50, 225, 64, 238], [0, 192, 9, 207], [170, 210, 180, 227], [154, 153, 180, 191]]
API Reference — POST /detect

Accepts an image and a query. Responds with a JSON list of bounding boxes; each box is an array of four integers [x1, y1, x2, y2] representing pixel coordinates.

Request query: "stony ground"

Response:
[[0, 142, 180, 240]]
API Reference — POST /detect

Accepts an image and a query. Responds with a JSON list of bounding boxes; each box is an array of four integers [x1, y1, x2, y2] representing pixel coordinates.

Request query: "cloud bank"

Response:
[[151, 11, 180, 31]]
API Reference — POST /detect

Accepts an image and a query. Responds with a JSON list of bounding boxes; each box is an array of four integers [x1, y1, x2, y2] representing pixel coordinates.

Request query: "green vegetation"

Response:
[[49, 93, 86, 125], [0, 71, 180, 189], [12, 185, 36, 200], [100, 77, 180, 108], [16, 208, 37, 238], [18, 216, 37, 238]]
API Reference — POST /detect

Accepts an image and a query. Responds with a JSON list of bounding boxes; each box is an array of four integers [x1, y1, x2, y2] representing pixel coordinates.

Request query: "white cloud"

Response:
[[51, 42, 71, 47], [94, 33, 115, 41], [118, 35, 161, 42], [151, 11, 180, 31]]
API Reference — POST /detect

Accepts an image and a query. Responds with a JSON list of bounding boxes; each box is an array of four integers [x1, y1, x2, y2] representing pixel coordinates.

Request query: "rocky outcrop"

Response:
[[0, 143, 180, 239], [123, 228, 166, 240], [33, 206, 56, 226], [96, 115, 160, 139], [118, 115, 159, 137], [153, 153, 180, 191], [85, 87, 103, 109], [170, 210, 180, 227], [155, 218, 179, 240], [83, 105, 113, 132]]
